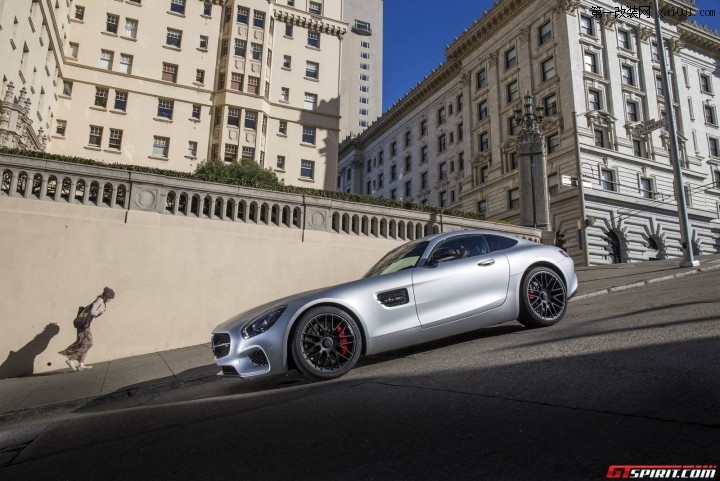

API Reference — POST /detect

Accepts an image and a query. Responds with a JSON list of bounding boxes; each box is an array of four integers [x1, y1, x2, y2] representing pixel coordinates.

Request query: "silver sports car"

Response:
[[211, 229, 577, 381]]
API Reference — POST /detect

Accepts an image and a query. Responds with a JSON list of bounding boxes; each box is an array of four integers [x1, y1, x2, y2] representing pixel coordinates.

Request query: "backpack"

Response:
[[73, 302, 95, 329]]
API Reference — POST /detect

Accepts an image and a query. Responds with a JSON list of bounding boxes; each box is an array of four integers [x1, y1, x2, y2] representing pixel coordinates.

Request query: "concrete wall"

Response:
[[0, 152, 541, 378]]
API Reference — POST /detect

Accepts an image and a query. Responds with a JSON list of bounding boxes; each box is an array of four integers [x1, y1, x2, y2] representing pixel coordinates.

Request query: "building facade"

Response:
[[338, 0, 720, 266], [1, 0, 379, 190]]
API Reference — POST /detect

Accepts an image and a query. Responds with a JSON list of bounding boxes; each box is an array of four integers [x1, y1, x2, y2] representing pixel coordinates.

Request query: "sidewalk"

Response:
[[2, 253, 720, 423]]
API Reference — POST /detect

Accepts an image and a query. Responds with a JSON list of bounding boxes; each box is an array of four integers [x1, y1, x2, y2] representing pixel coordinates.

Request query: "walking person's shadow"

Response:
[[0, 323, 61, 379]]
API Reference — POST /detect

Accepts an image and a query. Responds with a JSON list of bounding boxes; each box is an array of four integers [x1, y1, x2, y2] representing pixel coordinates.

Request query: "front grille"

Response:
[[377, 288, 409, 307], [212, 333, 231, 358], [221, 365, 239, 375], [248, 349, 268, 366]]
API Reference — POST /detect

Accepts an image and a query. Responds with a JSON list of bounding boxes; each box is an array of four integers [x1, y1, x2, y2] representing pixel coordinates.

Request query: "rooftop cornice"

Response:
[[273, 7, 347, 38], [678, 21, 720, 55]]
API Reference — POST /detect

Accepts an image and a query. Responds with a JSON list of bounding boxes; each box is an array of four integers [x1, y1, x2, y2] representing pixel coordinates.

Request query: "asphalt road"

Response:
[[1, 271, 719, 481]]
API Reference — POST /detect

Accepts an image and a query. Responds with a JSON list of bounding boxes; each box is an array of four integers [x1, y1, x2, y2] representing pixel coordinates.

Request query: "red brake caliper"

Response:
[[336, 325, 349, 356]]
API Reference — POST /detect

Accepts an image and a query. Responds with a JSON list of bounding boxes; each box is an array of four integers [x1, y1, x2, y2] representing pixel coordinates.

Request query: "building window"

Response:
[[547, 133, 559, 153], [508, 116, 519, 136], [278, 120, 287, 135], [230, 72, 243, 91], [302, 126, 316, 145], [109, 91, 126, 111], [621, 65, 635, 86], [640, 177, 654, 199], [391, 141, 397, 157], [588, 89, 602, 111], [272, 155, 284, 170], [594, 129, 605, 147], [157, 99, 174, 119], [108, 129, 123, 150], [200, 35, 209, 50], [539, 21, 552, 45], [162, 63, 178, 82], [283, 55, 291, 69], [56, 119, 67, 136], [106, 13, 119, 34], [405, 130, 412, 147], [704, 105, 717, 125], [88, 126, 103, 147], [118, 54, 133, 74], [247, 76, 260, 94], [584, 51, 598, 73], [601, 168, 615, 191], [439, 191, 448, 207], [301, 160, 315, 179], [626, 101, 638, 122], [617, 29, 630, 50], [457, 93, 463, 112], [421, 145, 428, 163], [505, 47, 517, 69], [195, 69, 205, 84], [709, 138, 719, 157], [250, 43, 262, 61], [187, 141, 198, 158], [224, 144, 237, 162], [476, 68, 487, 90], [359, 97, 369, 104], [227, 107, 240, 126], [62, 81, 73, 97], [508, 152, 518, 170], [236, 6, 249, 24], [700, 74, 712, 94], [307, 31, 320, 48], [437, 106, 446, 125], [170, 0, 186, 15], [166, 28, 182, 48], [438, 134, 446, 153], [100, 50, 114, 69], [421, 119, 427, 136], [714, 171, 720, 188], [359, 108, 369, 116], [439, 162, 447, 180], [507, 80, 519, 103], [655, 76, 664, 96], [421, 171, 428, 189], [241, 146, 255, 161], [580, 15, 594, 36], [684, 184, 693, 207], [203, 2, 212, 16], [244, 110, 257, 130], [633, 139, 644, 157], [541, 57, 555, 81], [508, 188, 520, 209], [232, 39, 246, 57], [191, 104, 201, 120], [280, 87, 290, 102], [458, 122, 464, 142], [651, 42, 659, 62], [478, 200, 487, 217], [94, 87, 108, 108], [74, 6, 85, 20], [124, 18, 138, 38], [544, 93, 557, 116], [68, 42, 79, 58], [306, 61, 319, 79], [477, 100, 488, 120], [479, 131, 489, 152], [481, 165, 489, 183], [309, 1, 322, 15], [548, 173, 559, 195]]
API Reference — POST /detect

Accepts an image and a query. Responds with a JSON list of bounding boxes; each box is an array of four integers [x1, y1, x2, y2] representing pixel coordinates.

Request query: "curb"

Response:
[[0, 372, 220, 425], [571, 263, 720, 302]]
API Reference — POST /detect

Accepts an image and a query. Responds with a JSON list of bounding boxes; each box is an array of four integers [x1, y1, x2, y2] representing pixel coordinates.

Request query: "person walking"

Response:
[[59, 287, 115, 371]]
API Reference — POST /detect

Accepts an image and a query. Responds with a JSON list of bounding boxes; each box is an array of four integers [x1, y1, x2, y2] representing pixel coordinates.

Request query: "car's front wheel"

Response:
[[291, 306, 362, 380], [518, 266, 567, 327]]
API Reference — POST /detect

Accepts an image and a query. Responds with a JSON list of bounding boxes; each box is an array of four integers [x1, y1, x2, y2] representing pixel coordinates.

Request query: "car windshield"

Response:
[[363, 241, 429, 278]]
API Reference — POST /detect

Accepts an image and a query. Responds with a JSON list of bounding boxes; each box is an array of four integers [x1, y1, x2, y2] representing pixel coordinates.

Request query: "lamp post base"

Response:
[[679, 260, 700, 268]]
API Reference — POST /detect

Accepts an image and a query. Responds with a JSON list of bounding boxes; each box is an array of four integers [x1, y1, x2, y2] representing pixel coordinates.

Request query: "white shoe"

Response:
[[78, 364, 93, 370], [66, 359, 78, 371]]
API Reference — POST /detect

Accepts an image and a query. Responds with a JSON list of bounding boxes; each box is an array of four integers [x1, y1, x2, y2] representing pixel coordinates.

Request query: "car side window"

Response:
[[429, 235, 490, 264], [484, 234, 518, 252]]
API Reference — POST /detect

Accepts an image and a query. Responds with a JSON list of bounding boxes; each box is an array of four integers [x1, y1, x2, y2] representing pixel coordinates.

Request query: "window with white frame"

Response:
[[601, 168, 615, 191], [640, 177, 654, 199], [307, 31, 320, 48], [626, 101, 639, 122], [278, 120, 287, 135], [302, 126, 316, 144], [709, 137, 719, 157], [306, 61, 319, 79], [656, 76, 664, 95], [234, 39, 246, 57], [114, 91, 127, 111], [584, 51, 598, 73], [283, 55, 291, 68], [359, 108, 369, 116], [360, 63, 369, 70], [253, 11, 265, 28], [166, 28, 182, 48], [594, 129, 605, 147], [170, 0, 186, 15], [124, 18, 138, 38], [617, 29, 630, 50], [188, 141, 198, 157], [202, 2, 212, 16], [244, 111, 257, 130], [108, 129, 123, 150], [700, 74, 712, 94], [439, 162, 448, 180], [100, 50, 114, 69], [438, 134, 446, 153], [309, 1, 321, 15], [580, 15, 594, 36], [89, 126, 103, 147], [94, 87, 108, 108], [56, 119, 67, 136], [704, 105, 717, 125], [360, 85, 369, 93], [162, 63, 177, 82], [241, 146, 255, 161], [247, 76, 260, 94], [106, 13, 119, 34], [361, 52, 370, 59], [157, 99, 174, 119], [588, 89, 602, 111], [251, 43, 262, 60], [195, 69, 205, 84], [621, 65, 635, 86], [301, 160, 315, 179], [192, 104, 201, 120], [224, 144, 237, 162], [68, 42, 79, 58], [633, 139, 644, 157], [231, 72, 243, 90], [237, 6, 248, 23], [280, 87, 289, 102], [651, 42, 659, 62], [200, 35, 209, 50], [74, 6, 85, 20], [304, 92, 317, 110], [153, 135, 170, 157], [539, 21, 552, 45], [360, 74, 369, 81], [227, 107, 240, 126], [684, 184, 693, 207]]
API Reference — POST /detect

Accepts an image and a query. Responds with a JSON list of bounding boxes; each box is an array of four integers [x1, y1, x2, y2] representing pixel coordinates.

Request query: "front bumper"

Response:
[[211, 327, 287, 378]]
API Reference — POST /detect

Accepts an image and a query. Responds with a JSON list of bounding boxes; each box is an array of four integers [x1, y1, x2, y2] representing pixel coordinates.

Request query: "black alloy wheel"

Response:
[[291, 306, 362, 380], [518, 266, 567, 328]]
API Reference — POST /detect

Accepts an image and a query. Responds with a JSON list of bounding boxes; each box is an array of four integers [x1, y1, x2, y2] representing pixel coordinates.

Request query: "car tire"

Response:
[[517, 266, 567, 328], [291, 306, 362, 381]]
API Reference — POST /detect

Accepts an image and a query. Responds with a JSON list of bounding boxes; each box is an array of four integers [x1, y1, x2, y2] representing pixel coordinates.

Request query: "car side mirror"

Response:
[[429, 247, 458, 266]]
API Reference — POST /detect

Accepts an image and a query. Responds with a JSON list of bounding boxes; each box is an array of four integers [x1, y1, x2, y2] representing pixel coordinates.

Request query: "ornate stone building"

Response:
[[338, 0, 720, 266]]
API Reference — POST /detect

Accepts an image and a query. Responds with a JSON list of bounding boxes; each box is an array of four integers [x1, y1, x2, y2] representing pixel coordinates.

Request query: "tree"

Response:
[[194, 158, 283, 190]]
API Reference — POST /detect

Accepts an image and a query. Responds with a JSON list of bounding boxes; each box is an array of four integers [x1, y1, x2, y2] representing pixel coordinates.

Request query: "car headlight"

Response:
[[241, 306, 287, 339]]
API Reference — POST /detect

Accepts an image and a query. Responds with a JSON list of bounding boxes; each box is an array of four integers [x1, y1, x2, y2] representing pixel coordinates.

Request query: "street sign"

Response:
[[635, 118, 666, 136]]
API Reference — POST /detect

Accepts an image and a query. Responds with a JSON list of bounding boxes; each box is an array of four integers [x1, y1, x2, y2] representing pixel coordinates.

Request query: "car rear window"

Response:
[[484, 234, 518, 252]]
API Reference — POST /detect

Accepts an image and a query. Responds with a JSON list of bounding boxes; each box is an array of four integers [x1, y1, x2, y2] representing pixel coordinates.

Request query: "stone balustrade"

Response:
[[0, 152, 542, 242]]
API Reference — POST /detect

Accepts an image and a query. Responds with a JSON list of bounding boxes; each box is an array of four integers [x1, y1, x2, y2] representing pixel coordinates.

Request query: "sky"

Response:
[[381, 0, 720, 112]]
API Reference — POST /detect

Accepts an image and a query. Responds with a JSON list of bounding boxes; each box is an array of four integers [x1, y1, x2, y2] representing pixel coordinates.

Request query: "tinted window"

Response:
[[484, 234, 518, 252], [430, 235, 490, 263], [364, 241, 429, 277]]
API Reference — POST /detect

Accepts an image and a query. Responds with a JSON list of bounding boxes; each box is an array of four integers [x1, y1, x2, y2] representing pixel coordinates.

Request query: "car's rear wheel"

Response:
[[518, 266, 567, 327], [291, 306, 362, 380]]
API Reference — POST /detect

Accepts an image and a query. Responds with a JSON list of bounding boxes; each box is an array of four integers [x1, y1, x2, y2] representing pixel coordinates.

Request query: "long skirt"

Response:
[[59, 328, 93, 363]]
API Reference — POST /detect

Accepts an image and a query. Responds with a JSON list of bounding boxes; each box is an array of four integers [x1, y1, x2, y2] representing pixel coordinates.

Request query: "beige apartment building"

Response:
[[0, 0, 379, 190], [339, 0, 720, 266]]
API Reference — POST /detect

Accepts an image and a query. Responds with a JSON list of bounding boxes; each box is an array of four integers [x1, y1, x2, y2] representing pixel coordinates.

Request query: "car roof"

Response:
[[420, 229, 532, 244]]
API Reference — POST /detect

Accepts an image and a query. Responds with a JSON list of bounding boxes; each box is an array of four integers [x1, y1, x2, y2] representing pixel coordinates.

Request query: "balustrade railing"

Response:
[[0, 153, 541, 242]]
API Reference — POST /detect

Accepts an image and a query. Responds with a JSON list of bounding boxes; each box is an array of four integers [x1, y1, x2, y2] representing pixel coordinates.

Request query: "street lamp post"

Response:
[[514, 92, 552, 236]]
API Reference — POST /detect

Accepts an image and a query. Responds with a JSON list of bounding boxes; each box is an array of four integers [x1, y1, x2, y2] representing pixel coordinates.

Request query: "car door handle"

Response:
[[477, 259, 495, 267]]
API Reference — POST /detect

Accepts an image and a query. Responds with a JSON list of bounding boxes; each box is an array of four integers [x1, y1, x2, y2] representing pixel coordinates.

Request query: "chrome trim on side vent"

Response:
[[212, 333, 231, 358], [377, 288, 409, 307]]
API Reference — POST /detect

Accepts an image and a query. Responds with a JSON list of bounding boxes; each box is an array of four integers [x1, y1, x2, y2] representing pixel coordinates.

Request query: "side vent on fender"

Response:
[[377, 288, 409, 307]]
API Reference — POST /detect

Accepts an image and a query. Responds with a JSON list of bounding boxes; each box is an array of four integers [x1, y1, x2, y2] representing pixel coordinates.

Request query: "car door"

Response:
[[411, 234, 510, 328]]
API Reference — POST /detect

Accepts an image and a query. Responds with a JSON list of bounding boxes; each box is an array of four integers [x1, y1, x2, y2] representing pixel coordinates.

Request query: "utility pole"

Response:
[[652, 0, 698, 267]]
